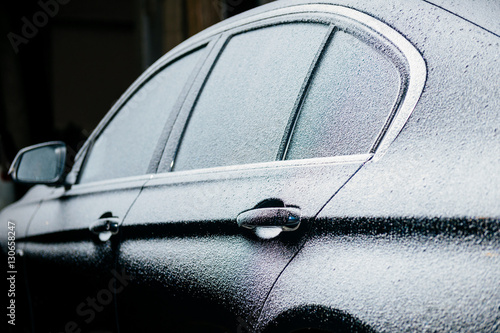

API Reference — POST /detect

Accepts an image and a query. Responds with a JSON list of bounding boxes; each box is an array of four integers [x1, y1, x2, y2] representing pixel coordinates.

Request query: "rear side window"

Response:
[[173, 23, 330, 171], [285, 31, 401, 159], [79, 48, 203, 183]]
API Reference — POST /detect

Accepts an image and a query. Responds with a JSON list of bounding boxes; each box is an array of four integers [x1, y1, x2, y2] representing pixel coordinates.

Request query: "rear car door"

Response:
[[115, 6, 423, 332], [19, 44, 208, 333]]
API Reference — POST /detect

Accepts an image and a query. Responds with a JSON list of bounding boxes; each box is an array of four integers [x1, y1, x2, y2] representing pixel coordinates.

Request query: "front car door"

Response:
[[16, 42, 209, 332], [115, 5, 424, 332]]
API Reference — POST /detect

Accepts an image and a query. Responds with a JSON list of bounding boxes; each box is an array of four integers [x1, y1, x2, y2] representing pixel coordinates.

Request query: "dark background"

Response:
[[0, 0, 273, 206]]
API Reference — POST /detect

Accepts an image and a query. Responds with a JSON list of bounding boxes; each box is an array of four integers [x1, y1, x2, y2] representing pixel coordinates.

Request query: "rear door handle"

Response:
[[237, 207, 301, 231], [90, 213, 120, 241]]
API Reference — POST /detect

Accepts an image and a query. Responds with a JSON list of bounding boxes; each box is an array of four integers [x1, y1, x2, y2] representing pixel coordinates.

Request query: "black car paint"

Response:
[[1, 0, 499, 332], [257, 0, 500, 331]]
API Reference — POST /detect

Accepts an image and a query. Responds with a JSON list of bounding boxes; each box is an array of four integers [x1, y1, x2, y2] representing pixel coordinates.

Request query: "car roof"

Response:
[[424, 0, 500, 36], [187, 0, 500, 44]]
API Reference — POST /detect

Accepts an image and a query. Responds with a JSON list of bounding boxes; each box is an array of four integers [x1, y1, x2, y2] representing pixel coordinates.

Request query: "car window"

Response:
[[79, 48, 204, 183], [285, 30, 401, 159], [173, 23, 330, 171]]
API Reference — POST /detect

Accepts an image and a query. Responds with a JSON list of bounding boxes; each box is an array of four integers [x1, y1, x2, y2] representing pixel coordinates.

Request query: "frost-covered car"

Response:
[[1, 0, 499, 332]]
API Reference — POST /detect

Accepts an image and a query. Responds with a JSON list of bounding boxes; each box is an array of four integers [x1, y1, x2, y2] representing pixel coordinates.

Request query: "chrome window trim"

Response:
[[163, 153, 372, 179]]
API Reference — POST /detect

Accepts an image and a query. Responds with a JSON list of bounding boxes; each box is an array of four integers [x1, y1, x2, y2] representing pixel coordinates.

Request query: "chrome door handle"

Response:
[[90, 214, 120, 241], [237, 207, 301, 231]]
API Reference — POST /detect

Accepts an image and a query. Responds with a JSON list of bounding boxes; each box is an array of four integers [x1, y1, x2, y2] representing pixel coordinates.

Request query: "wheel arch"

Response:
[[260, 304, 375, 333]]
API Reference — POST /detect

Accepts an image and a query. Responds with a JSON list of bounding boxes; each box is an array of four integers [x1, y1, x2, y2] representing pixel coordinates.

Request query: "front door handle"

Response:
[[237, 207, 301, 232], [90, 213, 120, 241]]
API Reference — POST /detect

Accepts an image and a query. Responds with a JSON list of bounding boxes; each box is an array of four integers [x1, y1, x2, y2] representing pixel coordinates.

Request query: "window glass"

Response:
[[79, 48, 203, 183], [286, 31, 401, 159], [173, 23, 329, 171]]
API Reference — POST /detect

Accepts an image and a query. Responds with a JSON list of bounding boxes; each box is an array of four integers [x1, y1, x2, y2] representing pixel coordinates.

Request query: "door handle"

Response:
[[237, 207, 301, 232], [90, 213, 120, 241]]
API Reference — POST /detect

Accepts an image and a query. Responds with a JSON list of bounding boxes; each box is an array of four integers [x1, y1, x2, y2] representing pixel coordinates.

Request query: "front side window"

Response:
[[79, 48, 203, 183]]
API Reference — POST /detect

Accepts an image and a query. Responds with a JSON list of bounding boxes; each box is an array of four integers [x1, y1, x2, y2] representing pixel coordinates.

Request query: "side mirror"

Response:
[[9, 141, 67, 185]]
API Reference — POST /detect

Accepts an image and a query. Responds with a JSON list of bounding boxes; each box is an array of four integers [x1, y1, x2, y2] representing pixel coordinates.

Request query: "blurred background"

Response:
[[0, 0, 274, 208]]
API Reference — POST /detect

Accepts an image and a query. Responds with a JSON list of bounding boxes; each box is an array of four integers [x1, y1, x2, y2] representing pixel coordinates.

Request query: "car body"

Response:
[[1, 0, 499, 332]]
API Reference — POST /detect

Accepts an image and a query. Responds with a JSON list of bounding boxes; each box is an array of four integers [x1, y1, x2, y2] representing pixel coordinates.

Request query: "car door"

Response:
[[20, 43, 209, 333], [115, 6, 419, 332]]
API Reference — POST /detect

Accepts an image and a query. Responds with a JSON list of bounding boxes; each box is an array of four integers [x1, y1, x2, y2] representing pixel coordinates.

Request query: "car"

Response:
[[1, 0, 499, 332]]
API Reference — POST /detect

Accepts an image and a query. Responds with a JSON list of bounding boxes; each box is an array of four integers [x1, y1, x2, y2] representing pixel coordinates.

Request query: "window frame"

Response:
[[157, 6, 425, 174], [69, 4, 426, 183]]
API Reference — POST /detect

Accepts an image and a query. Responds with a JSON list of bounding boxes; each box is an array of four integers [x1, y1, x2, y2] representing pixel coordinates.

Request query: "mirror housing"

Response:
[[9, 141, 67, 185]]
